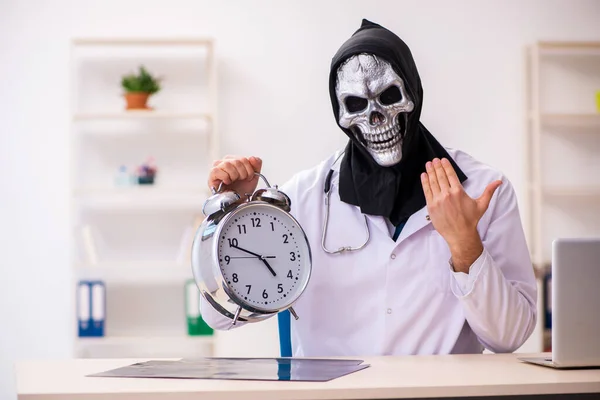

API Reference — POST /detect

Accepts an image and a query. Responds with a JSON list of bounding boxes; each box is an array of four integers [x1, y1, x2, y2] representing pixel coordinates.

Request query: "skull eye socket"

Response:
[[345, 96, 368, 113], [379, 85, 402, 105]]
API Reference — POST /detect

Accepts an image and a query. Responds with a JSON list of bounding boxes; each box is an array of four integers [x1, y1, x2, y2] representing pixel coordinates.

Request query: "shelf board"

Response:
[[73, 110, 212, 121], [74, 186, 209, 210], [73, 37, 214, 47], [537, 41, 600, 56], [540, 114, 600, 127], [76, 261, 193, 284], [538, 41, 600, 50], [75, 335, 214, 358], [76, 335, 213, 345], [542, 186, 600, 197], [74, 186, 209, 195]]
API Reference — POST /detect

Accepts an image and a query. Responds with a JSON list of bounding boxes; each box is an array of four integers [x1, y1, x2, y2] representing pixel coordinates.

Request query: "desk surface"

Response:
[[15, 353, 600, 400]]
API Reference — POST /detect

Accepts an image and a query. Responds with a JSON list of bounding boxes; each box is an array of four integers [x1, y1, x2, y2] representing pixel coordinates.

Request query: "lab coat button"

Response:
[[387, 308, 392, 314], [390, 254, 396, 259]]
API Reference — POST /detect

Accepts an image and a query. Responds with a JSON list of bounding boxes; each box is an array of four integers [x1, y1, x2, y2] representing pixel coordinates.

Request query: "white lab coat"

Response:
[[200, 148, 538, 356]]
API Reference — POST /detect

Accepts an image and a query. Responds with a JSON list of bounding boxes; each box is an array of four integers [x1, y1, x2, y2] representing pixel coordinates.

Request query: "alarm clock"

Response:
[[191, 173, 312, 326]]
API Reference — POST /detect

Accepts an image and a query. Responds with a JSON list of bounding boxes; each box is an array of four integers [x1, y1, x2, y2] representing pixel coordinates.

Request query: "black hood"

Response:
[[329, 19, 467, 227]]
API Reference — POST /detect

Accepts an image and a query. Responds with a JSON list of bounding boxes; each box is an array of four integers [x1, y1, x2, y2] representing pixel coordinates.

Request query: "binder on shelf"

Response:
[[543, 271, 552, 330], [80, 224, 99, 264], [77, 281, 91, 337], [91, 281, 106, 337], [185, 279, 213, 336], [77, 280, 106, 337]]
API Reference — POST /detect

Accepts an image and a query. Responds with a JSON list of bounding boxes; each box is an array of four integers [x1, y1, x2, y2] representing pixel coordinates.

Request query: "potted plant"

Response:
[[120, 65, 161, 110]]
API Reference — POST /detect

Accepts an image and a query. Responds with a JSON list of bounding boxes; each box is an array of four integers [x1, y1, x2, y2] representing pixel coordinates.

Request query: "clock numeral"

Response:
[[251, 217, 261, 228], [262, 289, 268, 299], [246, 285, 251, 294], [270, 222, 275, 231], [224, 255, 231, 265], [278, 283, 283, 293], [290, 252, 296, 261], [282, 234, 289, 244], [228, 238, 238, 248], [287, 270, 293, 279], [237, 224, 247, 234], [232, 273, 239, 283]]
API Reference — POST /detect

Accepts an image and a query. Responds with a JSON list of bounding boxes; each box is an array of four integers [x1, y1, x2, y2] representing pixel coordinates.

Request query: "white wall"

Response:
[[1, 0, 599, 398]]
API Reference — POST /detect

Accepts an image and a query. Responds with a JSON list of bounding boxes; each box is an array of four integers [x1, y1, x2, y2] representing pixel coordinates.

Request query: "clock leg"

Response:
[[232, 306, 242, 326], [289, 307, 299, 320]]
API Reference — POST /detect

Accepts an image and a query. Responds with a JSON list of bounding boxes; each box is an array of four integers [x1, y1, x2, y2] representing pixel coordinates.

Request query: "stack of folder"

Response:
[[77, 280, 106, 337], [543, 270, 552, 352]]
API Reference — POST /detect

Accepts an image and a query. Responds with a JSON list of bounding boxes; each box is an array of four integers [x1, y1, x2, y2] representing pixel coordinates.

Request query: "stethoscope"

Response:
[[321, 152, 371, 254]]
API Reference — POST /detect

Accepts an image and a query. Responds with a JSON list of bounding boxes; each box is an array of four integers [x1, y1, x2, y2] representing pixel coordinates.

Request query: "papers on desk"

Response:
[[88, 357, 369, 382]]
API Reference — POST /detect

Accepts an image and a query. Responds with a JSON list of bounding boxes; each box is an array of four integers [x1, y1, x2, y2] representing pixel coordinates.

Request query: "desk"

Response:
[[15, 353, 600, 400]]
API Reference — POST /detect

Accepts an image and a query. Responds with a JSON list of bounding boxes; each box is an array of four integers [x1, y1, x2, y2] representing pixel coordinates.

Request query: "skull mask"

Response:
[[335, 54, 414, 167]]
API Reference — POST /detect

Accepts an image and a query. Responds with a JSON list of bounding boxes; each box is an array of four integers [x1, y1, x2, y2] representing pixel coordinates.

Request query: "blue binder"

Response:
[[77, 280, 91, 337], [77, 280, 105, 337], [544, 272, 552, 330]]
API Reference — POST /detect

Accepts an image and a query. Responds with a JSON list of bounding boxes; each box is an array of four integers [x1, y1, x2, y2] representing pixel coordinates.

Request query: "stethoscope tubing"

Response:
[[320, 152, 370, 254]]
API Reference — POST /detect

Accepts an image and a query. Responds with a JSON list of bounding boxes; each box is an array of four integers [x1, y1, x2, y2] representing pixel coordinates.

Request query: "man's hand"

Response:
[[421, 158, 502, 273], [209, 156, 263, 196]]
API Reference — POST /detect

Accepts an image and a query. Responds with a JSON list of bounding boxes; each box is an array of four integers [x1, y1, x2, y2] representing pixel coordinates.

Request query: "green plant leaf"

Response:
[[121, 65, 161, 94]]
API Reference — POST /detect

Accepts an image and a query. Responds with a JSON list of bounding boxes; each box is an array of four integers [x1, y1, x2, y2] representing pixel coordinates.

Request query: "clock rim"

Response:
[[212, 201, 312, 314]]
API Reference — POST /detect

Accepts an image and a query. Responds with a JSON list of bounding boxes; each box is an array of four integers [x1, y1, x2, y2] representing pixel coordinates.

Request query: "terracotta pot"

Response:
[[124, 92, 150, 110]]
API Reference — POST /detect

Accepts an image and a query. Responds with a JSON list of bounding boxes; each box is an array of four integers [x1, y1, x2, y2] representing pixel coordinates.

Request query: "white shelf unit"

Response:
[[69, 37, 217, 358], [75, 335, 214, 359], [74, 186, 210, 210], [525, 41, 600, 351], [73, 111, 213, 121], [540, 113, 600, 127], [76, 261, 193, 285]]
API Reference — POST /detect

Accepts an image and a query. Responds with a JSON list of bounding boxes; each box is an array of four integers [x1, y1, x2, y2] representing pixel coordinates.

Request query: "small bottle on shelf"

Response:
[[114, 165, 130, 187]]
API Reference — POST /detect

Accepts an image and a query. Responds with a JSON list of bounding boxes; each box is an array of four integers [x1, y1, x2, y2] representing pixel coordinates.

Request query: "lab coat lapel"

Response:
[[362, 206, 432, 242], [395, 206, 432, 243]]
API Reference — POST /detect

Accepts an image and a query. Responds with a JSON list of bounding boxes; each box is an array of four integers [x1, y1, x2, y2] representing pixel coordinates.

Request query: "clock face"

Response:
[[216, 203, 311, 312]]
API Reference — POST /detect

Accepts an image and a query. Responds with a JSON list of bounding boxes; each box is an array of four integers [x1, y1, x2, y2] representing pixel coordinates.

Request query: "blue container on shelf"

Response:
[[77, 280, 106, 337], [543, 271, 552, 330]]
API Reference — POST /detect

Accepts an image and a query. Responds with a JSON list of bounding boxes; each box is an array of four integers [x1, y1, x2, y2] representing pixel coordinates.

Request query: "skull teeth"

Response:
[[363, 122, 401, 151]]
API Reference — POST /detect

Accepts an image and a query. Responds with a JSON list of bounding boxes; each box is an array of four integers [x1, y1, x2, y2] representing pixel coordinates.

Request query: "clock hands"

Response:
[[229, 244, 263, 259], [229, 256, 276, 259], [260, 259, 277, 277], [230, 244, 277, 277]]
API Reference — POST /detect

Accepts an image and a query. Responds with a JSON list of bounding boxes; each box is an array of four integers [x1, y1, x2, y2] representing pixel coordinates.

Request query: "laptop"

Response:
[[519, 238, 600, 369]]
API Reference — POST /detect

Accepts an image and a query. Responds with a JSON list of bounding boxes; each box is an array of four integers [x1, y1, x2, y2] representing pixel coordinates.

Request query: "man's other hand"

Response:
[[421, 158, 502, 273]]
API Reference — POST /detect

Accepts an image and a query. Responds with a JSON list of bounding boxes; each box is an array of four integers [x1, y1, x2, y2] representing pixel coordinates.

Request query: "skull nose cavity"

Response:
[[369, 111, 386, 126]]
